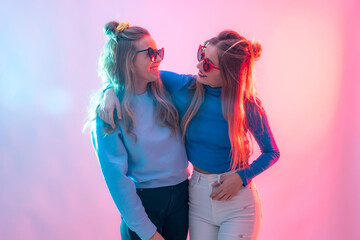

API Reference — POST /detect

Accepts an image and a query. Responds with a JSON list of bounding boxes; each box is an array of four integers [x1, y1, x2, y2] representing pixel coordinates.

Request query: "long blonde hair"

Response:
[[182, 30, 263, 170], [84, 21, 179, 141]]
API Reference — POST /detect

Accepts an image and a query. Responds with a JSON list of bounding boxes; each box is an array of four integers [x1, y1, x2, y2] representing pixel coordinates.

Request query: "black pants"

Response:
[[120, 180, 189, 240]]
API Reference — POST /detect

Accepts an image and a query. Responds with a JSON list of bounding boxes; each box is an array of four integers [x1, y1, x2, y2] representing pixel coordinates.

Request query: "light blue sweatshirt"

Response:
[[91, 91, 188, 240]]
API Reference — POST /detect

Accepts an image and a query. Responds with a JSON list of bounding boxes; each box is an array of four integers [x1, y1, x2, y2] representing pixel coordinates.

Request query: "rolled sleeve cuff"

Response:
[[237, 170, 250, 187], [132, 218, 157, 240]]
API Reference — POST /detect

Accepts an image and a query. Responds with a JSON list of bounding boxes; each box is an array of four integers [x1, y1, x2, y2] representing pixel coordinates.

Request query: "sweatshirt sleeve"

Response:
[[236, 102, 280, 186], [91, 118, 156, 240]]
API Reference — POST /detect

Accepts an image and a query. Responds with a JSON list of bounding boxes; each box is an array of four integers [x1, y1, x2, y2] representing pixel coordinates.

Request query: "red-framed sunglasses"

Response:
[[136, 47, 164, 62], [197, 45, 220, 73]]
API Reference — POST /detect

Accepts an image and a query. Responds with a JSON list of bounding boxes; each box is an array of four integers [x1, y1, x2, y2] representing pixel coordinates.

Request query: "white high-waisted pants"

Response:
[[189, 170, 262, 240]]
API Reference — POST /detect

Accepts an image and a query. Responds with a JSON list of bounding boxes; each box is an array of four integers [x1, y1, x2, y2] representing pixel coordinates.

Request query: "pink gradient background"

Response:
[[1, 0, 359, 239]]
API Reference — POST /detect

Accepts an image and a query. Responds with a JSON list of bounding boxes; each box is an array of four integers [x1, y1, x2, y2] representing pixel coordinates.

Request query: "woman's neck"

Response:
[[134, 80, 148, 95]]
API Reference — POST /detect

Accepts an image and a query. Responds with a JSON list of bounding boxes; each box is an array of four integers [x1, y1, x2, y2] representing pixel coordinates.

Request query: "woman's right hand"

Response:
[[149, 231, 165, 240], [99, 88, 121, 128]]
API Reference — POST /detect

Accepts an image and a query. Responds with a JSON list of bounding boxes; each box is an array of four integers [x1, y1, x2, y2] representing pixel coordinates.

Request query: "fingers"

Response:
[[115, 99, 122, 120], [107, 108, 115, 128], [211, 175, 223, 187], [219, 194, 233, 201], [99, 105, 115, 128], [214, 191, 227, 201], [210, 185, 223, 199], [211, 189, 231, 201], [227, 194, 235, 200], [99, 108, 104, 120], [100, 88, 119, 128], [211, 188, 233, 201], [99, 106, 107, 122], [210, 175, 236, 201], [211, 181, 220, 187]]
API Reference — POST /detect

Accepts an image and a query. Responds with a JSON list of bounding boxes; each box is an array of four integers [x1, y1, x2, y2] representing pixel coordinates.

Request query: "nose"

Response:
[[196, 60, 203, 70], [153, 54, 162, 63]]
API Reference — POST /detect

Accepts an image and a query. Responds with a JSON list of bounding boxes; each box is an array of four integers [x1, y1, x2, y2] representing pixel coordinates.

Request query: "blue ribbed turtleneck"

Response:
[[205, 85, 222, 96], [160, 70, 280, 187]]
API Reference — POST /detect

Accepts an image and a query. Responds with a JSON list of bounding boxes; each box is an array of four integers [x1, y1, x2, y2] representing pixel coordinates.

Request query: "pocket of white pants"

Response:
[[189, 175, 197, 188]]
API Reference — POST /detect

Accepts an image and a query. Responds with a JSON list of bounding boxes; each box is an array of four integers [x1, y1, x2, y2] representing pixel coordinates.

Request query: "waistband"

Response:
[[191, 169, 239, 185], [136, 179, 188, 192]]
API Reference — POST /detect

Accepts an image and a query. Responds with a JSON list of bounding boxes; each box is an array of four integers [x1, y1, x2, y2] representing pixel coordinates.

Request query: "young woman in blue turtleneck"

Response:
[[100, 30, 280, 240]]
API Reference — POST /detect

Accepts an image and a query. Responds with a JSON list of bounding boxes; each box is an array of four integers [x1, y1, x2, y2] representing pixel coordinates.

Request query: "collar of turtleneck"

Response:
[[204, 84, 222, 97]]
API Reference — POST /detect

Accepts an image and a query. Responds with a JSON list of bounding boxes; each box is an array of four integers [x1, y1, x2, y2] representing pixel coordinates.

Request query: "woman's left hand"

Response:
[[210, 173, 243, 201]]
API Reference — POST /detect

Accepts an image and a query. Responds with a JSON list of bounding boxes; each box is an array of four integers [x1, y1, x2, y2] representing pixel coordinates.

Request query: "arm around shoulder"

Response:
[[160, 70, 195, 93]]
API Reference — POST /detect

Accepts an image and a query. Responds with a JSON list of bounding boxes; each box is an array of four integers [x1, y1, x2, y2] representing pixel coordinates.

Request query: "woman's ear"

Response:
[[128, 62, 134, 77], [129, 58, 136, 73]]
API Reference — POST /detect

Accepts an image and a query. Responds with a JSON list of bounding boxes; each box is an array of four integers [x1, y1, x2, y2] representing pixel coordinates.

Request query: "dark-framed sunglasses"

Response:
[[197, 45, 220, 73], [136, 47, 164, 62]]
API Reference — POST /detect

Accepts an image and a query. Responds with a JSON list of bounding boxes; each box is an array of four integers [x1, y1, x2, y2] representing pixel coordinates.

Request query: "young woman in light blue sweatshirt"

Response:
[[85, 22, 189, 240], [100, 30, 280, 240]]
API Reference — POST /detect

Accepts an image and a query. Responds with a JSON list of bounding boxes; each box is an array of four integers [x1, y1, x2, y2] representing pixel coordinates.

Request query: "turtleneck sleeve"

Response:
[[236, 101, 280, 186]]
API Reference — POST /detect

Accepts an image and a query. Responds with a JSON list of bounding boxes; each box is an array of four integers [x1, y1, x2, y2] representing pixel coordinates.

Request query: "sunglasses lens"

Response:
[[147, 48, 164, 61], [158, 48, 164, 60], [197, 46, 201, 61], [197, 45, 204, 61], [148, 48, 155, 61], [203, 60, 210, 72], [195, 44, 220, 73]]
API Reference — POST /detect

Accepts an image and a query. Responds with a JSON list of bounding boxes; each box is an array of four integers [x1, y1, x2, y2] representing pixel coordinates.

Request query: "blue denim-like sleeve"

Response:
[[160, 70, 194, 93], [237, 102, 280, 186], [103, 71, 193, 94], [91, 118, 156, 239]]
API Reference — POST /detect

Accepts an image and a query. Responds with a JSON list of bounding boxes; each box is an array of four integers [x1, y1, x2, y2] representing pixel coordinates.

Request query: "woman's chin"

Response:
[[196, 75, 208, 84]]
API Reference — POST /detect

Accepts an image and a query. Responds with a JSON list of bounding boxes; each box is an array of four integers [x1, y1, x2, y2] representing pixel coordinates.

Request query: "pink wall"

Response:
[[1, 0, 359, 239]]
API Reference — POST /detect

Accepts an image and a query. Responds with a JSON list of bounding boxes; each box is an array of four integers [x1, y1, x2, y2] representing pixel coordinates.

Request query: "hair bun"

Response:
[[104, 21, 119, 38], [251, 42, 262, 61], [115, 21, 130, 34], [103, 21, 130, 39]]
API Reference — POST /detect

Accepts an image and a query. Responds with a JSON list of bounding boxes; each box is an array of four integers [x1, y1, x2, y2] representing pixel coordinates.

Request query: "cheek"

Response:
[[136, 61, 150, 74], [208, 72, 219, 82], [208, 72, 222, 86], [134, 56, 150, 70], [142, 59, 151, 70], [214, 71, 222, 82]]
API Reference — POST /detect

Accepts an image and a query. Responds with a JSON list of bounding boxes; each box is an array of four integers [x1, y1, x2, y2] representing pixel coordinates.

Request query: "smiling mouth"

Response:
[[198, 71, 207, 78], [150, 66, 159, 72]]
